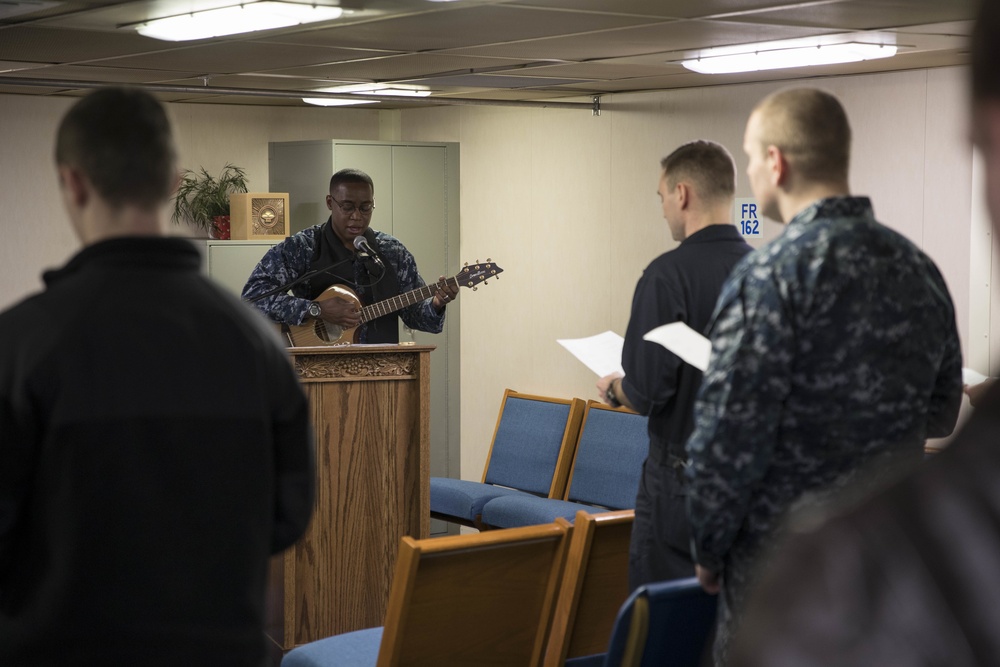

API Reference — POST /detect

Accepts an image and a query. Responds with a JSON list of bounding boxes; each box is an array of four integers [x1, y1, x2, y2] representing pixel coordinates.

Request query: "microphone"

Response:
[[353, 236, 384, 269]]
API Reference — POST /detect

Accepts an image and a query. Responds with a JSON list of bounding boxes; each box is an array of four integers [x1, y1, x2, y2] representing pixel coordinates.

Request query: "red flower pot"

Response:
[[210, 215, 231, 240]]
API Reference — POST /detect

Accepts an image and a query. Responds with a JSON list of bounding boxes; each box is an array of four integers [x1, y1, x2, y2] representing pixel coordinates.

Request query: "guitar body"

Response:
[[285, 285, 362, 347], [282, 259, 503, 347]]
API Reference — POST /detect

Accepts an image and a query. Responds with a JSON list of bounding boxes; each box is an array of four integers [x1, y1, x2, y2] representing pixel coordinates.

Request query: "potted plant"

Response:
[[171, 163, 249, 239]]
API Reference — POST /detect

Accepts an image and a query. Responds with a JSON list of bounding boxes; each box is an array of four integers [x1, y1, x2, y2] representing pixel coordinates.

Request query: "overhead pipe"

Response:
[[0, 76, 596, 110]]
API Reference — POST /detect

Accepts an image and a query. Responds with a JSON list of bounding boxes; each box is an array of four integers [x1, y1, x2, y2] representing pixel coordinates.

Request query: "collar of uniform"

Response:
[[43, 236, 201, 287], [789, 195, 874, 227], [680, 223, 745, 246]]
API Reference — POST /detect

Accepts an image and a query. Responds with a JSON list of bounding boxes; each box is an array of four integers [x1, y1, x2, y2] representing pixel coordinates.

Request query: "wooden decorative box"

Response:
[[229, 192, 290, 240]]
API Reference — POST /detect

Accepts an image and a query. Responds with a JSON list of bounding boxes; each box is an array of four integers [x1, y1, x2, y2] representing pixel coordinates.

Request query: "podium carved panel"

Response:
[[294, 353, 417, 380]]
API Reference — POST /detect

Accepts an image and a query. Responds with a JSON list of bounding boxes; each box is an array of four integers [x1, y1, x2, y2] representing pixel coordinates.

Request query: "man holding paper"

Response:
[[597, 140, 752, 590], [728, 14, 1000, 662], [685, 88, 963, 664]]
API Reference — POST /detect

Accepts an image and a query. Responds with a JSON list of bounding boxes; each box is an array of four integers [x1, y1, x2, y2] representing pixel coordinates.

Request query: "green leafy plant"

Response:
[[171, 163, 249, 234]]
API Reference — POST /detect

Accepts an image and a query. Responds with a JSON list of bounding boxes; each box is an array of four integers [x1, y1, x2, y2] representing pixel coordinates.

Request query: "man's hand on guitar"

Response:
[[432, 276, 459, 312], [317, 297, 361, 328], [286, 263, 501, 347]]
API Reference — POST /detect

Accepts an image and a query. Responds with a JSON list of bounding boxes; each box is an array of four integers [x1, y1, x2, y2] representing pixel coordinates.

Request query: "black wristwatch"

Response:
[[605, 379, 622, 408], [307, 301, 322, 318]]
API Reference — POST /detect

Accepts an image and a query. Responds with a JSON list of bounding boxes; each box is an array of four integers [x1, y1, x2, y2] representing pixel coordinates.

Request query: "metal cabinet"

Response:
[[202, 240, 278, 296]]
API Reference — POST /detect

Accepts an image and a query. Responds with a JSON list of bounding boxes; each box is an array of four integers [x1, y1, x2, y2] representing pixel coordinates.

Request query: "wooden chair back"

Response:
[[376, 522, 570, 667], [543, 509, 634, 666]]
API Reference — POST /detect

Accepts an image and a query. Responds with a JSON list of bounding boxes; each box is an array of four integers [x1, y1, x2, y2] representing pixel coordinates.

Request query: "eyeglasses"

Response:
[[329, 195, 375, 215]]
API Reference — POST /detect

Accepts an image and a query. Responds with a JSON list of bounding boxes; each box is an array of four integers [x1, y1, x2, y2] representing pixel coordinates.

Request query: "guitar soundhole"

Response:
[[315, 319, 345, 344]]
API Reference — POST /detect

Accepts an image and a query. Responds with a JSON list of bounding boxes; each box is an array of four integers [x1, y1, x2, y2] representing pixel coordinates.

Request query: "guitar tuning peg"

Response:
[[486, 258, 492, 262], [463, 262, 469, 267], [473, 286, 478, 292]]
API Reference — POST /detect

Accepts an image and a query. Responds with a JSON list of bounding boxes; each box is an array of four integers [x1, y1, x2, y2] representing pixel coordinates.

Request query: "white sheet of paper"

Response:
[[557, 331, 625, 377], [642, 322, 711, 372], [963, 367, 989, 386]]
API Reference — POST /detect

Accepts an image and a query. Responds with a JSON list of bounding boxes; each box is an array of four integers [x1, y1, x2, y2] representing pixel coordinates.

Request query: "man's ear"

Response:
[[676, 181, 691, 209], [58, 165, 90, 208], [767, 145, 789, 186]]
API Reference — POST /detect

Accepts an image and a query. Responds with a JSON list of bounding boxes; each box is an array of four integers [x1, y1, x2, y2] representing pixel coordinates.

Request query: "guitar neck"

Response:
[[360, 276, 458, 324]]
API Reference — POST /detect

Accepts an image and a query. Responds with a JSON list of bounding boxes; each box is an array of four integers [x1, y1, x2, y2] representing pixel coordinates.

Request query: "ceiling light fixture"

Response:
[[134, 2, 344, 42], [353, 87, 432, 98], [681, 41, 897, 75], [302, 98, 378, 107], [302, 84, 433, 106]]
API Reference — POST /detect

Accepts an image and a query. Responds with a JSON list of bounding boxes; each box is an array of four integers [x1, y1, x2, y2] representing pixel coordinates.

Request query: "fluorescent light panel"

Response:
[[135, 1, 343, 42], [682, 41, 897, 74], [302, 84, 432, 106], [354, 88, 431, 97], [302, 98, 378, 107]]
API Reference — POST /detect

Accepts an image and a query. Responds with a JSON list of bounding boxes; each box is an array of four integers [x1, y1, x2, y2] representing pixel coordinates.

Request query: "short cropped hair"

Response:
[[972, 0, 1000, 102], [751, 88, 851, 184], [660, 140, 736, 204], [329, 168, 375, 195], [55, 87, 176, 210]]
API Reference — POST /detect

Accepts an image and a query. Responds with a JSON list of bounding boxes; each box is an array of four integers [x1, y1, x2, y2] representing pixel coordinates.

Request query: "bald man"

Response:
[[728, 7, 1000, 665], [685, 88, 963, 664]]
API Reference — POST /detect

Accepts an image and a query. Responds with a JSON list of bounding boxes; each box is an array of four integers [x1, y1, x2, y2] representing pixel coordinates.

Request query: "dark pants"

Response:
[[628, 444, 696, 591]]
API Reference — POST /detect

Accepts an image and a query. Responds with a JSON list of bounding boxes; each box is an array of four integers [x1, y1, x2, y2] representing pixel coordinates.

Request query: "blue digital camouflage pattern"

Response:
[[685, 196, 963, 663], [242, 224, 445, 339]]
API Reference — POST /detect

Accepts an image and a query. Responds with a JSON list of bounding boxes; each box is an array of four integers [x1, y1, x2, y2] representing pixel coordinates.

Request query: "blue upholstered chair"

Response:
[[480, 401, 648, 529], [431, 389, 585, 529], [281, 522, 571, 667], [602, 578, 717, 667]]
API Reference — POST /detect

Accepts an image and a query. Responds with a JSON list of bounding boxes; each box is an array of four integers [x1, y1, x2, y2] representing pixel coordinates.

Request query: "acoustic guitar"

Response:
[[285, 259, 503, 347]]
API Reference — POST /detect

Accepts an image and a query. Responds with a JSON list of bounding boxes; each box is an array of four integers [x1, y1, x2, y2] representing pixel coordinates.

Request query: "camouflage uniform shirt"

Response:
[[242, 223, 445, 342], [685, 196, 963, 661]]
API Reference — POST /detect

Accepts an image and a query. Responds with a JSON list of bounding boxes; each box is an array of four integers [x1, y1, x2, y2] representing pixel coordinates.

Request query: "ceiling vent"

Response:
[[0, 1, 60, 20]]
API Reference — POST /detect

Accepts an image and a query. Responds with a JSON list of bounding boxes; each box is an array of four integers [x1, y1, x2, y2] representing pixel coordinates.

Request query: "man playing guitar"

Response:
[[244, 168, 458, 344]]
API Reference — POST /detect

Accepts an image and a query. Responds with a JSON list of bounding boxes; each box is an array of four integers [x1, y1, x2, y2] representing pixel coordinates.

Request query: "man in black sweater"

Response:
[[0, 87, 315, 666]]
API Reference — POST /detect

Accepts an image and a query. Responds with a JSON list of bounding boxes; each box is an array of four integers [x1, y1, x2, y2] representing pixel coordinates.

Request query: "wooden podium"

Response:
[[266, 344, 433, 654]]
